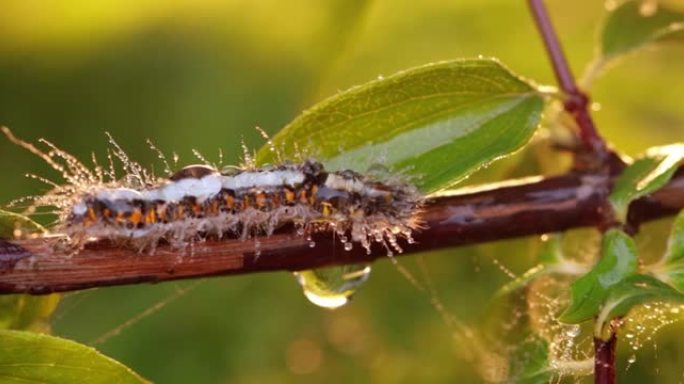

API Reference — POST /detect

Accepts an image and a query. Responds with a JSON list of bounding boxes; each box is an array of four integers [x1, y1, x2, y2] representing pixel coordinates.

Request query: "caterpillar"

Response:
[[2, 128, 423, 255]]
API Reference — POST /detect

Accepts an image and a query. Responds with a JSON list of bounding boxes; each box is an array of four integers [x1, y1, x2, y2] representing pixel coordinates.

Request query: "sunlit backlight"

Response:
[[286, 338, 323, 375]]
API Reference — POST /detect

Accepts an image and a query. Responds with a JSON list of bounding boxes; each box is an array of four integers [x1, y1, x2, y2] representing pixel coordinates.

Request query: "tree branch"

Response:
[[2, 169, 684, 295]]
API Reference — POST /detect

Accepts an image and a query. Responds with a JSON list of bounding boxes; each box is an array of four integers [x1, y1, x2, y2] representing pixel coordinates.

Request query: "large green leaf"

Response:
[[609, 144, 684, 223], [0, 330, 149, 383], [601, 0, 684, 60], [559, 229, 638, 324], [595, 274, 684, 340], [256, 59, 544, 193]]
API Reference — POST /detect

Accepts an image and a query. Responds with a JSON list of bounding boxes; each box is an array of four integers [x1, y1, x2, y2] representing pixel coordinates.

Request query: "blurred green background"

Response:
[[1, 0, 683, 382]]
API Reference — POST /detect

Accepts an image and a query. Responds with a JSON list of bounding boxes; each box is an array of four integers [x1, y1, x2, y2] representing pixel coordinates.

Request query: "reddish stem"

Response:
[[528, 2, 617, 383], [528, 0, 608, 159], [594, 333, 617, 384]]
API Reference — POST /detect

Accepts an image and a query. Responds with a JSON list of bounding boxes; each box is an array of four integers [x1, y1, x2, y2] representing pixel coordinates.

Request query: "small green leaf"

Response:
[[507, 336, 552, 384], [0, 330, 149, 384], [601, 0, 684, 60], [537, 234, 563, 265], [609, 144, 684, 223], [560, 229, 638, 324], [495, 235, 584, 297], [595, 274, 684, 339], [0, 209, 46, 239], [257, 58, 544, 193]]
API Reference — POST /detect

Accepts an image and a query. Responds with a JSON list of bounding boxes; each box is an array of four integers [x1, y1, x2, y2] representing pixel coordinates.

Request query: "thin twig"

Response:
[[528, 0, 608, 159]]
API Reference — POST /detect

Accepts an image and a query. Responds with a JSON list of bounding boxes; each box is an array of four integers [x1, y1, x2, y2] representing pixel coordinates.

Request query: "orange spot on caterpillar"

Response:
[[145, 209, 156, 225], [157, 205, 167, 222], [175, 206, 185, 220], [209, 200, 219, 215], [255, 191, 267, 209], [129, 209, 143, 226], [224, 194, 235, 210], [87, 207, 97, 222], [284, 188, 296, 204], [321, 202, 332, 217], [191, 203, 202, 217], [309, 185, 318, 205]]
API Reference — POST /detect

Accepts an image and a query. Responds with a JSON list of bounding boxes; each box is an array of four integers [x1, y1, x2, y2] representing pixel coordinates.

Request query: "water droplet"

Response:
[[627, 354, 637, 364], [625, 332, 635, 339], [565, 325, 581, 338], [309, 241, 316, 248], [294, 264, 372, 309], [344, 242, 353, 251]]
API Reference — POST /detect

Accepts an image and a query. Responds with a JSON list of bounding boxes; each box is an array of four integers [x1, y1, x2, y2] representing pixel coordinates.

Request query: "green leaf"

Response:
[[609, 144, 684, 223], [560, 229, 638, 324], [595, 274, 684, 339], [537, 234, 563, 265], [601, 0, 684, 60], [0, 330, 149, 384], [662, 209, 684, 265], [495, 235, 581, 297], [648, 210, 684, 291], [507, 336, 552, 384], [256, 58, 544, 193], [0, 209, 46, 239]]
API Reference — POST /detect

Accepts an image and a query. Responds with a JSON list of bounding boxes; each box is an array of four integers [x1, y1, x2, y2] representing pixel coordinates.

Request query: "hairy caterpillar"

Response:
[[2, 128, 423, 255]]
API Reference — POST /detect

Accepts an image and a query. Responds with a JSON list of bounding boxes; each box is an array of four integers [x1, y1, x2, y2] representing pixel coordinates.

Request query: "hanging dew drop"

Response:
[[294, 264, 372, 309]]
